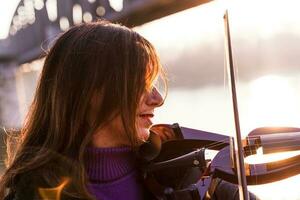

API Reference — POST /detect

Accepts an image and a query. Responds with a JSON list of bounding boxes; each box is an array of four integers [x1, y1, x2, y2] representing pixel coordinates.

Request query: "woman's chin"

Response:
[[138, 128, 150, 141]]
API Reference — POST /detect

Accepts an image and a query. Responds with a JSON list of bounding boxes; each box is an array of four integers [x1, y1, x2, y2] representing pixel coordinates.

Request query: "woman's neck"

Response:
[[92, 127, 130, 148]]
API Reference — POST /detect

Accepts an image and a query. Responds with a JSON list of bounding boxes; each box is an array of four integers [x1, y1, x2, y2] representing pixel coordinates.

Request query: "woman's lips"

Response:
[[139, 114, 154, 126], [139, 114, 154, 118]]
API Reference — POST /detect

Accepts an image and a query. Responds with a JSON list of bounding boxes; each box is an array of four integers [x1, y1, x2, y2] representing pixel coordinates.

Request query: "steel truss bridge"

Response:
[[0, 0, 211, 65]]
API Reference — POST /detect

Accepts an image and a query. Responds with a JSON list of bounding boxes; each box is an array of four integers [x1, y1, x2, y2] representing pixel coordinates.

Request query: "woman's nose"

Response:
[[146, 87, 164, 107]]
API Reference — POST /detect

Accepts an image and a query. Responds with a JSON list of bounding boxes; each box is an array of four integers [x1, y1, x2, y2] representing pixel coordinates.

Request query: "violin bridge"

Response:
[[230, 136, 251, 176], [229, 137, 236, 170]]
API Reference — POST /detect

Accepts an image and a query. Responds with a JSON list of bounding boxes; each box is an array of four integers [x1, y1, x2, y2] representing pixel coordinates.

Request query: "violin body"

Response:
[[139, 123, 230, 200], [139, 123, 300, 200]]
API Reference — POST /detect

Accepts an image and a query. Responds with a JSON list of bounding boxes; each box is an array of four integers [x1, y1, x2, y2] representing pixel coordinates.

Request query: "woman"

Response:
[[0, 20, 166, 200]]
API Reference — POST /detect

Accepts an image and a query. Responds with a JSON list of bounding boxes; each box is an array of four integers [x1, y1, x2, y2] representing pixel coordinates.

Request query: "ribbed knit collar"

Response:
[[84, 146, 137, 183]]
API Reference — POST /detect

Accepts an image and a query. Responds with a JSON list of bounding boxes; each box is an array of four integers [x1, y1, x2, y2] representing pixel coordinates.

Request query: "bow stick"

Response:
[[223, 10, 250, 200]]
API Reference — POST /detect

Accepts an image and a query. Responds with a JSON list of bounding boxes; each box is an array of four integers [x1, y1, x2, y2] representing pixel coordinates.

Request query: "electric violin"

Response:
[[139, 123, 300, 200]]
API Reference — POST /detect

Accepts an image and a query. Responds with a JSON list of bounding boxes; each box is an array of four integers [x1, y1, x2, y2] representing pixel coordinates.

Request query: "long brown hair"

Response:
[[0, 21, 165, 199]]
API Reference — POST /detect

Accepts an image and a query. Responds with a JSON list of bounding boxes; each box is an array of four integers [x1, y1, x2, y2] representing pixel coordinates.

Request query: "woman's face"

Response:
[[136, 87, 164, 140], [91, 86, 164, 147]]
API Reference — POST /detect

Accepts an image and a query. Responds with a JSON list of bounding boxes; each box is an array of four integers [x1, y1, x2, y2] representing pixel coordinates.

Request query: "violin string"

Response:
[[246, 135, 300, 145], [204, 138, 231, 149], [204, 136, 287, 151], [246, 132, 300, 138], [198, 134, 300, 151], [247, 135, 300, 140], [205, 140, 229, 149], [246, 138, 300, 148], [203, 137, 300, 157]]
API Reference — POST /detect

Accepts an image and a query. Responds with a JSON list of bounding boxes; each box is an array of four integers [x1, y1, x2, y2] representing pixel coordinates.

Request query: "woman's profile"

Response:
[[0, 20, 166, 200]]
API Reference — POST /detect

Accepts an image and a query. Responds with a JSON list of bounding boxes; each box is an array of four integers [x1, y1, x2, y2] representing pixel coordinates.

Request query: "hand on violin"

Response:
[[150, 124, 178, 142]]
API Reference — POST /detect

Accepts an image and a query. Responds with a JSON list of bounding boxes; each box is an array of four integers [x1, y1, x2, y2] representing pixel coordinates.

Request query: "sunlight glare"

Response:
[[246, 149, 300, 164], [217, 0, 300, 38], [245, 75, 300, 199], [246, 75, 299, 130], [38, 177, 70, 200]]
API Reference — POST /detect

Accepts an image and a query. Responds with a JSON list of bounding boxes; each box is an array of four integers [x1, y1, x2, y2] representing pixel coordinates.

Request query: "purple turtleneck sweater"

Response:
[[85, 147, 146, 200]]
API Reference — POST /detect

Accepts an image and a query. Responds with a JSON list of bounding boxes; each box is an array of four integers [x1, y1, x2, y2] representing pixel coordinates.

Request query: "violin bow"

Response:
[[223, 10, 250, 200]]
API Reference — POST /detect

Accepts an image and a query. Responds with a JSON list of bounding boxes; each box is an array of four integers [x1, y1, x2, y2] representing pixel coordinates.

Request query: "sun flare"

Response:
[[246, 75, 300, 130], [38, 177, 70, 200]]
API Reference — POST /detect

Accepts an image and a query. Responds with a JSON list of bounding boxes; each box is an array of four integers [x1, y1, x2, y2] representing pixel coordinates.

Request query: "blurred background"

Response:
[[1, 0, 300, 199]]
